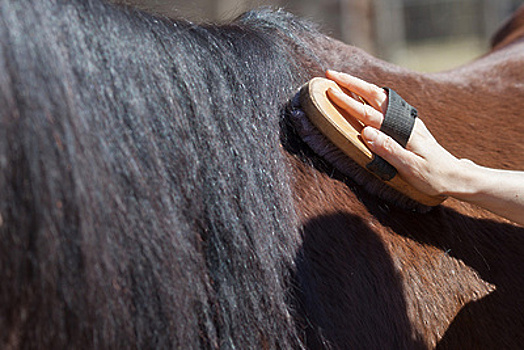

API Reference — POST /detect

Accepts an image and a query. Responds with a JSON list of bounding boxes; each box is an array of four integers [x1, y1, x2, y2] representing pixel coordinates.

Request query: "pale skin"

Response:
[[325, 70, 524, 226]]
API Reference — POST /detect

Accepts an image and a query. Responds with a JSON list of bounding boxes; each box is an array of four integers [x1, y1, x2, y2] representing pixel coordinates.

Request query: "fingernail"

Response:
[[326, 69, 339, 75]]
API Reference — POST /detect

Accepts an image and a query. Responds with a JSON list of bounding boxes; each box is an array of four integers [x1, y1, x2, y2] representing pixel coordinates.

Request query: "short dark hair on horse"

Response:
[[0, 1, 320, 348]]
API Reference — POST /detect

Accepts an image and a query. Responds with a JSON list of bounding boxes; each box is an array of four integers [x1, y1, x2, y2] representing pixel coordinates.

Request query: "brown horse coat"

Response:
[[1, 1, 523, 348], [288, 6, 524, 348]]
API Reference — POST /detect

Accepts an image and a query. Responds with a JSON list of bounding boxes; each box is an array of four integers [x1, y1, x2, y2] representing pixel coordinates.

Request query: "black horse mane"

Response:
[[0, 1, 324, 347]]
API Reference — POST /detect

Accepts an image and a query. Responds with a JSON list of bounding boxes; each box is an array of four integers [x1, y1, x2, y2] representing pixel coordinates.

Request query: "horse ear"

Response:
[[491, 5, 524, 50]]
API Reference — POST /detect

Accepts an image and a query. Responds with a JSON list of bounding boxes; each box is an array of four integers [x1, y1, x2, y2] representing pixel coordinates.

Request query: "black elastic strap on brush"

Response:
[[381, 88, 418, 148], [366, 155, 397, 181], [366, 88, 417, 180]]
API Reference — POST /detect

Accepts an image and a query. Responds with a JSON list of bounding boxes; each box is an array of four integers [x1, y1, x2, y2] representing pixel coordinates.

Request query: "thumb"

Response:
[[361, 126, 416, 171]]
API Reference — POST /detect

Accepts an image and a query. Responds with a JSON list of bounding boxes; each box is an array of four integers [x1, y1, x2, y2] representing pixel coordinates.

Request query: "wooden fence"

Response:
[[117, 0, 521, 61]]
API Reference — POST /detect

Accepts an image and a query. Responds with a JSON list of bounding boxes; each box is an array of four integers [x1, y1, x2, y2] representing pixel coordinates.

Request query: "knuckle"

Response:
[[369, 86, 381, 99], [382, 135, 396, 153], [364, 87, 387, 113], [361, 104, 370, 120], [370, 85, 385, 101]]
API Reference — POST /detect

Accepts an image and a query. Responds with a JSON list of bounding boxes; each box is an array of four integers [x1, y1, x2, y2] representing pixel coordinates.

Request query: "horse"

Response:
[[287, 5, 524, 348], [0, 0, 523, 348]]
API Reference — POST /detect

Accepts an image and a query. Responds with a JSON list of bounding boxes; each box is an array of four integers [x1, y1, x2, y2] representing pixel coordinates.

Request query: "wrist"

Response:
[[442, 158, 485, 201]]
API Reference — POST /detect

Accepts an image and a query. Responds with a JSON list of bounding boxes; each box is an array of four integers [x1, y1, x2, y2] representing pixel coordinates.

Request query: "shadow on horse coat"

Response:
[[1, 0, 524, 348]]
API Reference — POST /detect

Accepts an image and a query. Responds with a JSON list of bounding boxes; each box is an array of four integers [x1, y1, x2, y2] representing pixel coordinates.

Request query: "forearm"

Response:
[[446, 159, 524, 226]]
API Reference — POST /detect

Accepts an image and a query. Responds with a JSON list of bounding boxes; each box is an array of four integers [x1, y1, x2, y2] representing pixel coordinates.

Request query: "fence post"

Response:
[[340, 0, 376, 54], [482, 0, 512, 41], [373, 0, 406, 61]]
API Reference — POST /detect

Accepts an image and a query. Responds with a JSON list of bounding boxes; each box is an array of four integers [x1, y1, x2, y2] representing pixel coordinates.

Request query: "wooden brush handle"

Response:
[[299, 77, 446, 207]]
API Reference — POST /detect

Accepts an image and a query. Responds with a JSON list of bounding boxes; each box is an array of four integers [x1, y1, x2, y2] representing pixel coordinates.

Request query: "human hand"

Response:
[[325, 70, 463, 198]]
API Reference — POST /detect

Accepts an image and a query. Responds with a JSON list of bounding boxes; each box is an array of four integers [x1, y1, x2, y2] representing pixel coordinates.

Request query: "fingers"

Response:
[[361, 124, 458, 197], [326, 70, 388, 113], [327, 88, 384, 129], [324, 72, 453, 198], [361, 126, 419, 172]]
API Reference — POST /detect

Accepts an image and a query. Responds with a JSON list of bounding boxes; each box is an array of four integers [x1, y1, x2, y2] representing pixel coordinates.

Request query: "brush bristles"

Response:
[[288, 93, 432, 213]]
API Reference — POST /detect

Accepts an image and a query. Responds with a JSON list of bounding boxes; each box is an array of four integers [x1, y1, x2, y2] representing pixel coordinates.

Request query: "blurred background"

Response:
[[117, 0, 522, 72]]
